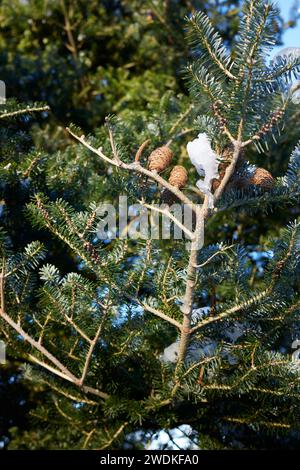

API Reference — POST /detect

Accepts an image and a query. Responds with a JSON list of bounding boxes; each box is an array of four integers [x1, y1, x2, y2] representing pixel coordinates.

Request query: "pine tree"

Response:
[[2, 0, 300, 450]]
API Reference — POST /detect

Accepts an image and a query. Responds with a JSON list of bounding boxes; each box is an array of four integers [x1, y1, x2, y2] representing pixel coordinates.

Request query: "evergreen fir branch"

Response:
[[195, 244, 235, 268], [218, 187, 300, 215], [29, 375, 99, 406], [139, 200, 194, 240], [187, 11, 236, 80], [187, 61, 226, 105], [2, 0, 300, 448], [28, 195, 98, 271], [254, 55, 300, 84], [223, 416, 291, 430], [236, 0, 278, 68], [283, 141, 300, 191], [194, 115, 221, 142], [80, 205, 99, 239], [1, 265, 109, 400], [1, 304, 79, 385], [5, 241, 46, 278], [167, 103, 195, 138], [79, 299, 110, 386], [98, 421, 129, 450], [266, 220, 300, 282], [242, 107, 285, 147], [140, 300, 182, 330], [0, 104, 50, 120], [40, 287, 93, 344], [190, 288, 270, 333]]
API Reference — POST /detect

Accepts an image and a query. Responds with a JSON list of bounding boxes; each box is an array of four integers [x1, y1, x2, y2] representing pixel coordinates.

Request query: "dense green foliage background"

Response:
[[1, 0, 300, 450]]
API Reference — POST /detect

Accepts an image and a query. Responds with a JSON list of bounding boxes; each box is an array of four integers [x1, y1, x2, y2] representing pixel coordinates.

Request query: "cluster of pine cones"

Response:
[[146, 144, 275, 202], [148, 145, 188, 189]]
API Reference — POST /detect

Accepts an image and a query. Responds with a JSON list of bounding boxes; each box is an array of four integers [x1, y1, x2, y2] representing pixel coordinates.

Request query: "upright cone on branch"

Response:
[[168, 165, 188, 189], [148, 146, 173, 173], [250, 168, 275, 190], [161, 166, 188, 205]]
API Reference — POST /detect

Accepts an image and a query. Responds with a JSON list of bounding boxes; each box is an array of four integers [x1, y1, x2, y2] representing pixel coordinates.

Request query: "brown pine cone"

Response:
[[211, 178, 221, 192], [168, 165, 188, 188], [249, 168, 274, 190], [148, 146, 173, 173]]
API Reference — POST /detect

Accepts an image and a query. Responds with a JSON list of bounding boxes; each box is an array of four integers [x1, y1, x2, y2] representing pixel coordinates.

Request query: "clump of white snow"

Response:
[[191, 306, 210, 325], [187, 133, 220, 208], [160, 341, 179, 363], [271, 47, 300, 64], [271, 47, 300, 104], [160, 321, 246, 365]]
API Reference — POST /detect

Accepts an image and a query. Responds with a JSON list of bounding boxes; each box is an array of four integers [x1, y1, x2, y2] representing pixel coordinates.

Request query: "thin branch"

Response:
[[66, 127, 196, 210], [190, 17, 237, 80], [242, 104, 287, 147], [224, 416, 290, 429], [168, 104, 194, 136], [60, 0, 78, 61], [141, 301, 182, 330], [185, 185, 206, 200], [139, 200, 194, 240], [60, 0, 85, 90], [0, 266, 109, 401], [66, 127, 118, 166], [0, 260, 5, 312], [135, 139, 151, 162], [195, 244, 234, 268], [26, 353, 79, 385], [98, 422, 128, 450], [222, 126, 236, 143], [42, 379, 98, 405], [166, 128, 196, 147], [190, 288, 269, 334], [129, 162, 196, 209], [175, 198, 209, 369], [79, 302, 110, 385], [0, 308, 79, 382], [42, 288, 92, 344], [0, 105, 50, 120], [81, 385, 109, 399], [106, 119, 122, 164], [213, 141, 242, 201], [5, 245, 44, 278], [83, 429, 96, 449]]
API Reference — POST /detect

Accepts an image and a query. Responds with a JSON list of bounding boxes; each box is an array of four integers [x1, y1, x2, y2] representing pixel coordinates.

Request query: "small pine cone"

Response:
[[168, 165, 188, 188], [148, 146, 173, 173], [212, 162, 230, 192], [211, 178, 221, 192], [250, 168, 275, 190], [218, 162, 230, 180]]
